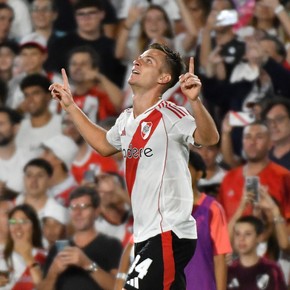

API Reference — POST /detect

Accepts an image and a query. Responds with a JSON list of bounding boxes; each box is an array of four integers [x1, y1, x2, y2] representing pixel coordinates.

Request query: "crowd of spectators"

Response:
[[0, 0, 289, 289]]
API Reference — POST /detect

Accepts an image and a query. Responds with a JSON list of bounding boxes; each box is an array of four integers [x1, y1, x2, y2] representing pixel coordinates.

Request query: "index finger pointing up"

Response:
[[189, 57, 194, 74], [61, 68, 69, 90]]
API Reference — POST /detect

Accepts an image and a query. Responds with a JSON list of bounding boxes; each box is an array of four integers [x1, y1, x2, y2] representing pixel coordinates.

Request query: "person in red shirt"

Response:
[[65, 45, 124, 123], [62, 113, 119, 184], [218, 121, 290, 223]]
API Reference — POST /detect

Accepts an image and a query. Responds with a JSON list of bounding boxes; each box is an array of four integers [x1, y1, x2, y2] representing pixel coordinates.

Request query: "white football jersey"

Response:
[[107, 100, 197, 243]]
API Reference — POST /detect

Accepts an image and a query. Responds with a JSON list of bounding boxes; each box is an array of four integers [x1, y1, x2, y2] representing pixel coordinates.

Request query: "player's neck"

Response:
[[132, 91, 162, 117]]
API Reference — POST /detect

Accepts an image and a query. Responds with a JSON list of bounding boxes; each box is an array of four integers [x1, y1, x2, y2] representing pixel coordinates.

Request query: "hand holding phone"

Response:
[[245, 176, 260, 203]]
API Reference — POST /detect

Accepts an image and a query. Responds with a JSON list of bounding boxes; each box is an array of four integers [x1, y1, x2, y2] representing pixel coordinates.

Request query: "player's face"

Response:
[[69, 195, 96, 232], [128, 49, 168, 89], [265, 105, 290, 144], [242, 124, 271, 162], [233, 222, 258, 255]]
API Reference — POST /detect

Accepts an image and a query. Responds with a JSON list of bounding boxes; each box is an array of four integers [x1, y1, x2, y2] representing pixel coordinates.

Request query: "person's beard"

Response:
[[0, 133, 13, 146]]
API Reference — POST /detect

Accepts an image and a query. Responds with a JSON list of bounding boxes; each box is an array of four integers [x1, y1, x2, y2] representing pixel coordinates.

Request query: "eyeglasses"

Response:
[[31, 6, 53, 13], [69, 203, 93, 211], [75, 10, 99, 18], [265, 115, 289, 126], [8, 219, 31, 225]]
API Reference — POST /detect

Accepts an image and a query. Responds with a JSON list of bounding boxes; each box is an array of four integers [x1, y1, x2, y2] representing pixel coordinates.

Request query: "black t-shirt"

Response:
[[43, 234, 123, 290], [46, 33, 125, 87]]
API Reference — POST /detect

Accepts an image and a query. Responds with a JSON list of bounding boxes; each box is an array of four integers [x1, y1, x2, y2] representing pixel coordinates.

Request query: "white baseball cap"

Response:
[[41, 134, 78, 170], [42, 199, 68, 225]]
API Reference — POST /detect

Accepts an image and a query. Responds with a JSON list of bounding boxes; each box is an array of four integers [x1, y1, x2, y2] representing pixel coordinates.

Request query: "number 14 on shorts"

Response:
[[127, 255, 153, 288]]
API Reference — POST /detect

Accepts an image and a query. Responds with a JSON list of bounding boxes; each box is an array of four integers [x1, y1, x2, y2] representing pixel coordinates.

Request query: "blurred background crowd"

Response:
[[0, 0, 289, 289]]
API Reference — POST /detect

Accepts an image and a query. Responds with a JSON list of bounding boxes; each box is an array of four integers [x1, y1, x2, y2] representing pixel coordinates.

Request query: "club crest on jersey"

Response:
[[141, 122, 152, 140]]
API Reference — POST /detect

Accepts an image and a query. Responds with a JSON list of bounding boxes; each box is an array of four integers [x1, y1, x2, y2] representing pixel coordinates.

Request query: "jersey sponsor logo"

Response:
[[141, 122, 152, 140], [122, 143, 153, 159]]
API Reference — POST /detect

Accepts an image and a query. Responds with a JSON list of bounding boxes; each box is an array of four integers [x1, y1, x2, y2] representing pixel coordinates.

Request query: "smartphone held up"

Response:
[[245, 176, 260, 203]]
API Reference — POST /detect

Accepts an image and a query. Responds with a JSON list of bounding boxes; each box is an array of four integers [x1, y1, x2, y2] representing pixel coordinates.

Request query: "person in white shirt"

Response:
[[40, 134, 78, 207], [49, 42, 219, 289], [15, 74, 62, 156], [0, 107, 35, 194]]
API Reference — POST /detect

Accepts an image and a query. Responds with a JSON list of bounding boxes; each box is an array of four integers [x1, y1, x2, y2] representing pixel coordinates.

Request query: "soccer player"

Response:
[[49, 43, 219, 290]]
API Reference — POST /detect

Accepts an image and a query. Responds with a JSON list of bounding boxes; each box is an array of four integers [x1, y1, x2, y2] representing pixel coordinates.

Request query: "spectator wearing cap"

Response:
[[185, 150, 232, 290], [0, 107, 35, 195], [7, 34, 62, 113], [14, 158, 66, 223], [15, 74, 62, 155], [46, 0, 125, 88], [62, 113, 119, 184], [40, 134, 78, 207], [39, 186, 123, 290], [42, 198, 69, 250], [0, 40, 19, 83]]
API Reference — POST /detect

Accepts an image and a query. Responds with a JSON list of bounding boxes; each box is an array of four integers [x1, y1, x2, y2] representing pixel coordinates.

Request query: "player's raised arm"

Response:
[[49, 69, 119, 157], [179, 58, 219, 146]]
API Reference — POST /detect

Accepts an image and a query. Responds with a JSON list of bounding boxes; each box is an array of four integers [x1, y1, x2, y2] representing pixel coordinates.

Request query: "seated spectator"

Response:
[[0, 3, 15, 44], [40, 135, 78, 207], [62, 113, 119, 184], [261, 97, 290, 170], [0, 40, 19, 83], [42, 200, 69, 250], [7, 36, 61, 113], [15, 158, 67, 222], [185, 150, 232, 290], [0, 204, 46, 290], [218, 121, 290, 223], [193, 143, 227, 198], [6, 0, 32, 40], [46, 0, 125, 87], [94, 172, 132, 247], [15, 74, 62, 156], [65, 45, 124, 123], [0, 193, 14, 253], [0, 107, 34, 194], [39, 186, 123, 290], [227, 215, 287, 290], [228, 185, 290, 285]]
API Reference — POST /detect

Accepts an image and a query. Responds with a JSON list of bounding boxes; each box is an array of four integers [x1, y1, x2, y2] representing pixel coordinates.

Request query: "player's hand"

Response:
[[49, 69, 75, 111], [179, 57, 201, 102]]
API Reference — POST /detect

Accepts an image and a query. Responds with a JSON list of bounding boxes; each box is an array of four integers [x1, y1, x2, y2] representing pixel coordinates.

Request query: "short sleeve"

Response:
[[173, 113, 197, 145], [209, 200, 232, 256], [106, 111, 126, 151]]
